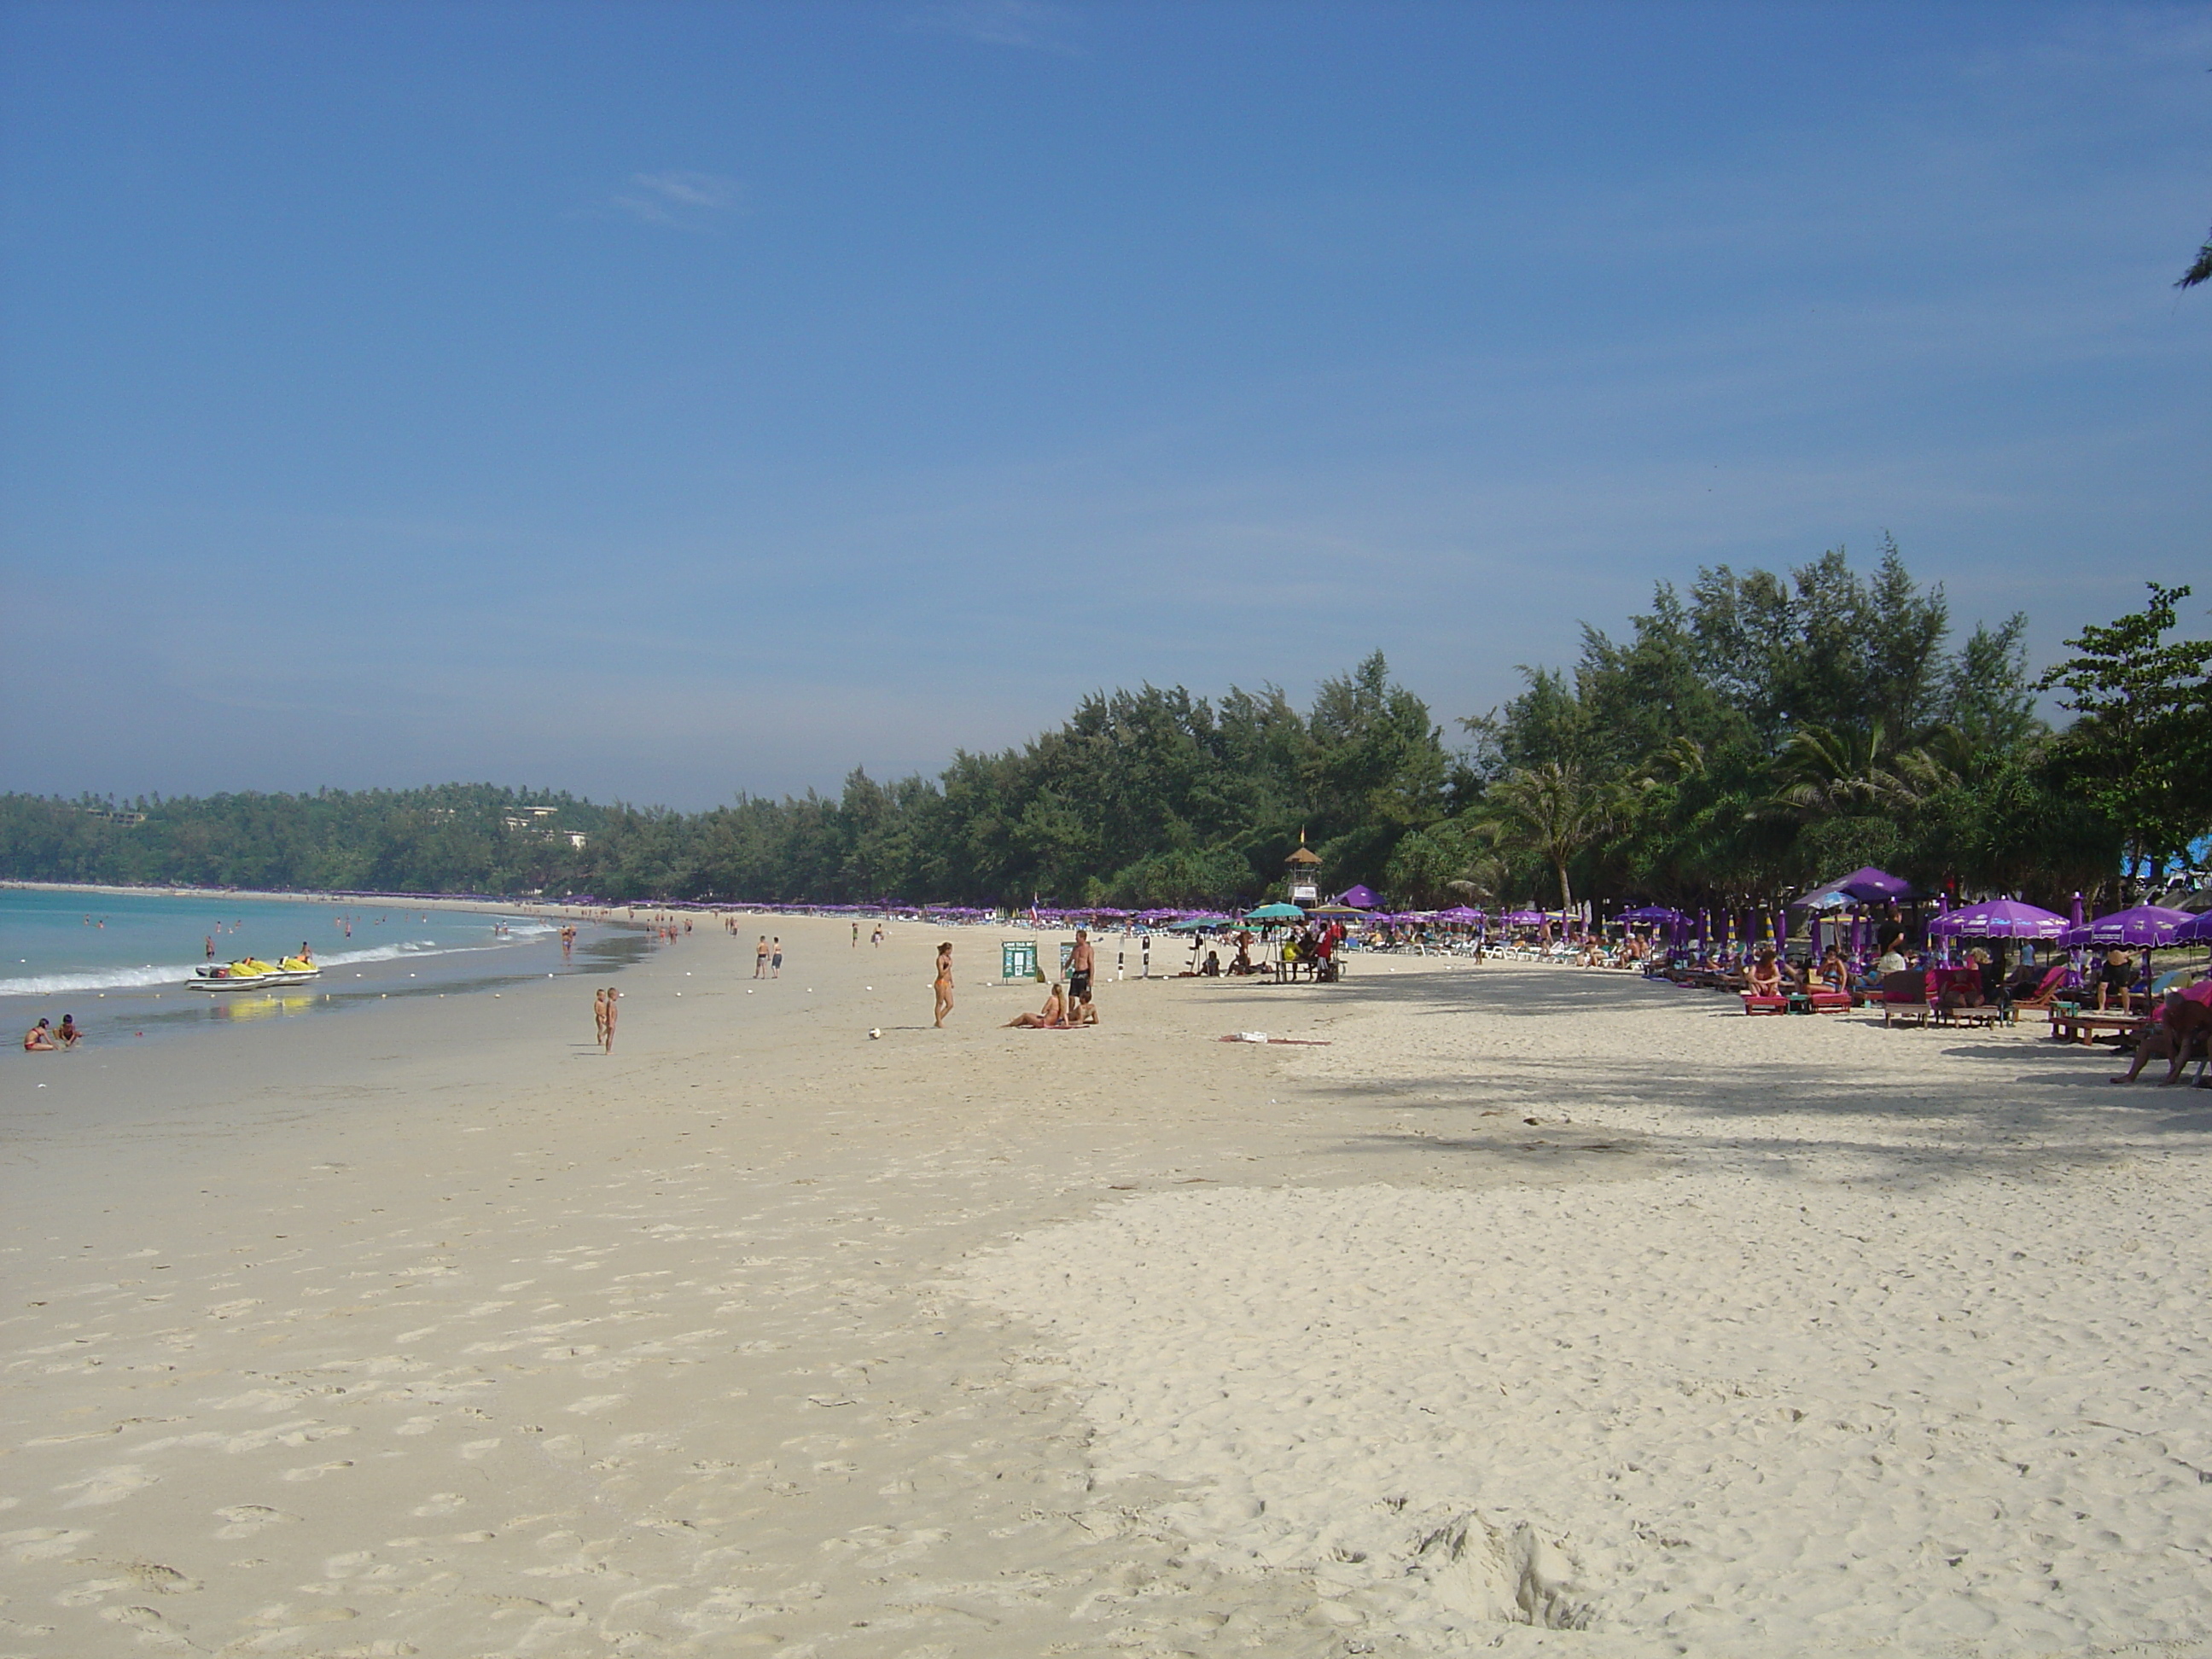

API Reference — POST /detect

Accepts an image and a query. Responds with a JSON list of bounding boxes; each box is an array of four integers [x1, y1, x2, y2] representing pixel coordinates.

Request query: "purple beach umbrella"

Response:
[[2059, 905, 2192, 949], [1926, 899, 2069, 940]]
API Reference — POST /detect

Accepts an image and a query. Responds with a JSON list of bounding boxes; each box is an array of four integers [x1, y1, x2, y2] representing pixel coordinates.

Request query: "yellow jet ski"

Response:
[[189, 956, 306, 990]]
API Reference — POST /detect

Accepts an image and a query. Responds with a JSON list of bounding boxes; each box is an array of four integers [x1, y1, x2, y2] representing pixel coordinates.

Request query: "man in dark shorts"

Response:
[[2095, 947, 2137, 1012], [1068, 928, 1095, 1010]]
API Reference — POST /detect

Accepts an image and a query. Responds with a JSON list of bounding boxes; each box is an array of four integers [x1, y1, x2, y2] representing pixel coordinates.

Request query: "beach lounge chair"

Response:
[[1740, 989, 1790, 1015], [1878, 970, 1930, 1027], [1930, 967, 2004, 1027], [2007, 964, 2071, 1018], [1804, 987, 1853, 1013]]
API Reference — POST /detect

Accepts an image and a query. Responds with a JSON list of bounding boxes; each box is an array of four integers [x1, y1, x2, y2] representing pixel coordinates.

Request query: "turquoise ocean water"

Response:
[[1, 887, 643, 1041]]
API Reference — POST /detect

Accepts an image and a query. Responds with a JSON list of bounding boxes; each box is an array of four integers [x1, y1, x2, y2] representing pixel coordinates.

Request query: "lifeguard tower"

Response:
[[1285, 830, 1322, 907]]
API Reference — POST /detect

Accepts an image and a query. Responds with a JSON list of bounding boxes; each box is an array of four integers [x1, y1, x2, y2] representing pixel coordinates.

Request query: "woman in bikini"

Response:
[[1005, 983, 1068, 1028], [933, 942, 954, 1027]]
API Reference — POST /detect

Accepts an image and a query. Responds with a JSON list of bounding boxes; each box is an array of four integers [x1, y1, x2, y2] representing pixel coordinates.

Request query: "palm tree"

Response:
[[2180, 226, 2212, 291], [1484, 762, 1621, 911]]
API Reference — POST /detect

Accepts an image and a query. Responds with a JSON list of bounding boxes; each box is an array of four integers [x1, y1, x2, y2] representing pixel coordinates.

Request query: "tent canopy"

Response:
[[1832, 866, 1912, 900], [1336, 883, 1382, 910], [1243, 902, 1306, 921]]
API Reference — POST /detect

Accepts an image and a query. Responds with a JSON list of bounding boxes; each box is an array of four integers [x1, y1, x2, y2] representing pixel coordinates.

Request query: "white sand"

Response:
[[5, 929, 2209, 1656]]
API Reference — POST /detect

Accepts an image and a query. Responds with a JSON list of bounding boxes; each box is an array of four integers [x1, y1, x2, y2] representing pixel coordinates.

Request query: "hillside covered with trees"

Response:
[[6, 550, 2205, 911]]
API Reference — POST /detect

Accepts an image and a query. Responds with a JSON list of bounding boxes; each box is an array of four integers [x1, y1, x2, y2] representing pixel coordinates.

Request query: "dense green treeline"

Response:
[[5, 548, 2206, 909]]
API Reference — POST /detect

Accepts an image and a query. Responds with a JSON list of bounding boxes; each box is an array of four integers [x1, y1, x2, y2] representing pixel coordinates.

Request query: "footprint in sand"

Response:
[[56, 1465, 159, 1508], [245, 1602, 359, 1627], [213, 1505, 299, 1540], [2, 1526, 94, 1562], [410, 1493, 466, 1516], [105, 1560, 201, 1594], [458, 1438, 503, 1461], [100, 1603, 191, 1644], [279, 1460, 354, 1481], [564, 1394, 627, 1415]]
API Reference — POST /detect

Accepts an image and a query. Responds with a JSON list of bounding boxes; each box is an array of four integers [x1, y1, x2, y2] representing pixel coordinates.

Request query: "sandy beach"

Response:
[[5, 917, 2211, 1657]]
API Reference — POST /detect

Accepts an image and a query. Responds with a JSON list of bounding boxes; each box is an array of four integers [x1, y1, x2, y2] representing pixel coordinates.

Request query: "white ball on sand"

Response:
[[869, 1028, 882, 1040]]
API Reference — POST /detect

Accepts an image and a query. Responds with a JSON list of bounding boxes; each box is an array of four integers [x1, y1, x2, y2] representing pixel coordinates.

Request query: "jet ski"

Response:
[[189, 956, 312, 990]]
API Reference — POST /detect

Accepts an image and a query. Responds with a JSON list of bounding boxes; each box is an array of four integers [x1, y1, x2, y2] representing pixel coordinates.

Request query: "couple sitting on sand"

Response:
[[1004, 981, 1098, 1029], [22, 1016, 79, 1051]]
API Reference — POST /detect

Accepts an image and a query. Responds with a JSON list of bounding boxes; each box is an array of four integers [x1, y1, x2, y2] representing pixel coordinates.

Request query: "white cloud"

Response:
[[910, 0, 1079, 55], [610, 170, 745, 227]]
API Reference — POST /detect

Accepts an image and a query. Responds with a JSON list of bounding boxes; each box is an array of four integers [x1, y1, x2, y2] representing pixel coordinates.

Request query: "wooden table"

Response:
[[2047, 1008, 2145, 1045]]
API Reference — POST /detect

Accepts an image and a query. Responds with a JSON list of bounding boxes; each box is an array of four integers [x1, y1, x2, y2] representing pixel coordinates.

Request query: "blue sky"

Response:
[[3, 1, 2208, 807]]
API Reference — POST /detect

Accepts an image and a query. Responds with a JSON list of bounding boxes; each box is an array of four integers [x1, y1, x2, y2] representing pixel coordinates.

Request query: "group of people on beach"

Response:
[[1002, 928, 1102, 1028]]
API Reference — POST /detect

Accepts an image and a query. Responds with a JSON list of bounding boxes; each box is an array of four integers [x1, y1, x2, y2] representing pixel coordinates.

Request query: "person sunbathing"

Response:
[[1005, 984, 1069, 1028], [2110, 981, 2212, 1087], [1747, 951, 1783, 998]]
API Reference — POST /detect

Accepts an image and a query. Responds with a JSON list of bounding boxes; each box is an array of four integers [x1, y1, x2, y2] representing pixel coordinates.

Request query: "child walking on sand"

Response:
[[934, 941, 954, 1027]]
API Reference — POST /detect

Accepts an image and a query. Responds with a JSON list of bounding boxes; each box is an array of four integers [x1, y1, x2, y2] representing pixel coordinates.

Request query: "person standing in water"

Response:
[[934, 941, 954, 1027]]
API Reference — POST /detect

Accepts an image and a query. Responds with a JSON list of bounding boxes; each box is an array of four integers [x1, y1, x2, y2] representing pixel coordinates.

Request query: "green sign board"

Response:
[[1001, 940, 1039, 981]]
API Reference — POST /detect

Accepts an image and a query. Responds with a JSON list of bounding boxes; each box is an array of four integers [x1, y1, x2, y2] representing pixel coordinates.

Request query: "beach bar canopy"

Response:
[[1336, 884, 1382, 910], [1926, 898, 2069, 940]]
